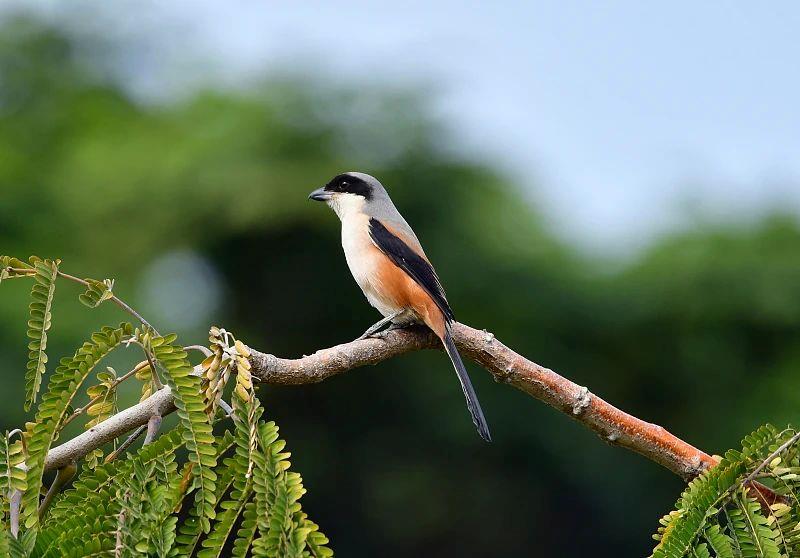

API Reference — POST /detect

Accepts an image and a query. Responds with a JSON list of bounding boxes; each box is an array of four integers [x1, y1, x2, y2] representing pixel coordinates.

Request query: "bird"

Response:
[[308, 172, 491, 442]]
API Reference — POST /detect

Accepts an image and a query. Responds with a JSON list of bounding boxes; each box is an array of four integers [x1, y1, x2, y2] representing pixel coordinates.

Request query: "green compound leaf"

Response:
[[21, 324, 131, 533], [651, 424, 800, 558], [152, 335, 218, 534], [0, 256, 33, 284], [78, 278, 114, 309], [198, 347, 261, 558], [37, 429, 184, 557], [0, 433, 27, 531], [25, 259, 59, 411]]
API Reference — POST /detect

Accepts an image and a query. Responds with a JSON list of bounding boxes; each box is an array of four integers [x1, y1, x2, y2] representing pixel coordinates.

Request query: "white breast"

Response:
[[340, 211, 403, 319]]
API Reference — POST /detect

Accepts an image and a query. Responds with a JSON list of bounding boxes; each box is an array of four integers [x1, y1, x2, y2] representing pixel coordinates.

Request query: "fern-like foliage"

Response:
[[77, 278, 114, 309], [84, 367, 119, 468], [202, 326, 234, 418], [198, 342, 259, 558], [0, 433, 27, 531], [38, 430, 185, 556], [0, 256, 34, 283], [1, 256, 331, 556], [151, 333, 219, 534], [251, 420, 332, 558], [732, 492, 782, 558], [25, 258, 59, 411], [21, 324, 132, 532], [652, 425, 800, 558], [172, 432, 236, 558], [135, 361, 157, 402], [114, 455, 180, 557]]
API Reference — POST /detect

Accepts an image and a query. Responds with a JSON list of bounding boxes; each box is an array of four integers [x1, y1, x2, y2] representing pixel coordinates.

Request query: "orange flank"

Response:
[[372, 250, 448, 339]]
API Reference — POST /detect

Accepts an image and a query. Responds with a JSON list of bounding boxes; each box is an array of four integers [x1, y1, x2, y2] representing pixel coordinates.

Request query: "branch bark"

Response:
[[248, 322, 717, 480], [47, 321, 714, 482], [45, 387, 175, 471]]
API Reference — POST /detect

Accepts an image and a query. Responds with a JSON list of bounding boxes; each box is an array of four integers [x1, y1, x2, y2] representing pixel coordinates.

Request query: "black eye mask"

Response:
[[324, 175, 373, 200]]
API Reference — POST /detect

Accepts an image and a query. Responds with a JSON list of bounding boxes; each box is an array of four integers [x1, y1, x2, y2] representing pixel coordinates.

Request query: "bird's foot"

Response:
[[354, 310, 408, 341], [364, 323, 409, 340]]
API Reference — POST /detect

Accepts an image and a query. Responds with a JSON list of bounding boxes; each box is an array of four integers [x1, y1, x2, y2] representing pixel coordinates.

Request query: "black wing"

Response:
[[369, 218, 454, 322]]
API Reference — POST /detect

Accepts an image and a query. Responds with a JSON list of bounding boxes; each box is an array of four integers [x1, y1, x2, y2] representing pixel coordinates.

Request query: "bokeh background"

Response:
[[2, 2, 800, 556]]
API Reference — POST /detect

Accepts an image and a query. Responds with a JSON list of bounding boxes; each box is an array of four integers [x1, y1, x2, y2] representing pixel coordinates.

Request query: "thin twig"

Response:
[[6, 429, 25, 538], [61, 361, 149, 428], [115, 490, 130, 558], [9, 267, 158, 333], [185, 345, 213, 357], [142, 415, 162, 446], [104, 424, 147, 464], [9, 488, 21, 538], [57, 271, 158, 334], [743, 430, 800, 488], [141, 344, 164, 391], [218, 399, 233, 418], [7, 428, 26, 457], [38, 462, 77, 519]]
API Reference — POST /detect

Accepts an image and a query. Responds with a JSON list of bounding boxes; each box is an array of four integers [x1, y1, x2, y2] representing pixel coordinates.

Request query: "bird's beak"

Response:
[[308, 188, 332, 202]]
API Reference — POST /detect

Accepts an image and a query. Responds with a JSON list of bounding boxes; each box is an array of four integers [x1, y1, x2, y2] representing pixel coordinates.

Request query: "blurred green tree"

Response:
[[1, 13, 800, 557]]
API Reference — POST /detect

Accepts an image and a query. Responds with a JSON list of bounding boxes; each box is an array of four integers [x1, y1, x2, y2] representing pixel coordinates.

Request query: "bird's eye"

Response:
[[340, 181, 349, 189]]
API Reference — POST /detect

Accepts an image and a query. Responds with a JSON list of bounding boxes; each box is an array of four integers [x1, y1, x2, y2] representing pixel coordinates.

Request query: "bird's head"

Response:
[[308, 172, 388, 219]]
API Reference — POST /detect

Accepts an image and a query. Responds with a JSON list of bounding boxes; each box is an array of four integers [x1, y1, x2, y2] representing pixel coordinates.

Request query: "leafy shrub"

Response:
[[0, 256, 332, 557]]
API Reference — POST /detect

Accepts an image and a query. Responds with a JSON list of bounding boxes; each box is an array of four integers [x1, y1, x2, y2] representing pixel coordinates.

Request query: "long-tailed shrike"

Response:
[[309, 172, 491, 442]]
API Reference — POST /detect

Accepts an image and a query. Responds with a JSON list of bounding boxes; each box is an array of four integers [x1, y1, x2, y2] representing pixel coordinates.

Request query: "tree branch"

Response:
[[248, 322, 717, 480], [45, 321, 717, 484], [45, 387, 175, 471]]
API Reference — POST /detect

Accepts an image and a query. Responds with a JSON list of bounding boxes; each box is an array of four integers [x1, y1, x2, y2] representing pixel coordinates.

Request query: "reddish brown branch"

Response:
[[46, 320, 779, 504], [250, 322, 716, 480]]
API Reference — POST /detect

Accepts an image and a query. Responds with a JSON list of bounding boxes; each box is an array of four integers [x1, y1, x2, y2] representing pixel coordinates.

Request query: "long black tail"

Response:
[[442, 328, 492, 442]]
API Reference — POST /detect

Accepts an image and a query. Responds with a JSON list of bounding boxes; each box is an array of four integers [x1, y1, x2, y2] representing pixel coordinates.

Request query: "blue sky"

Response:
[[13, 1, 800, 254]]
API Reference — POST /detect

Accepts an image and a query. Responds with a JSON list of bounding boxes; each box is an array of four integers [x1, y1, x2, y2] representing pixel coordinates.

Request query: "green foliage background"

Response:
[[1, 14, 800, 557]]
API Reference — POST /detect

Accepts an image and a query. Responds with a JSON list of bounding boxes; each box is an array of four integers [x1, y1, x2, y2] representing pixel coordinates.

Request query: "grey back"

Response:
[[345, 172, 426, 254]]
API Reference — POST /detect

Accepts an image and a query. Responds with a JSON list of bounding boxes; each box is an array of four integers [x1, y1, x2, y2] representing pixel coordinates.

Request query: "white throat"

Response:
[[328, 193, 366, 221]]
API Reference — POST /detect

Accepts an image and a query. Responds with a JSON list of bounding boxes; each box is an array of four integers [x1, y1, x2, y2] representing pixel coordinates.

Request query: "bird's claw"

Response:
[[354, 323, 406, 342], [354, 330, 387, 342]]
